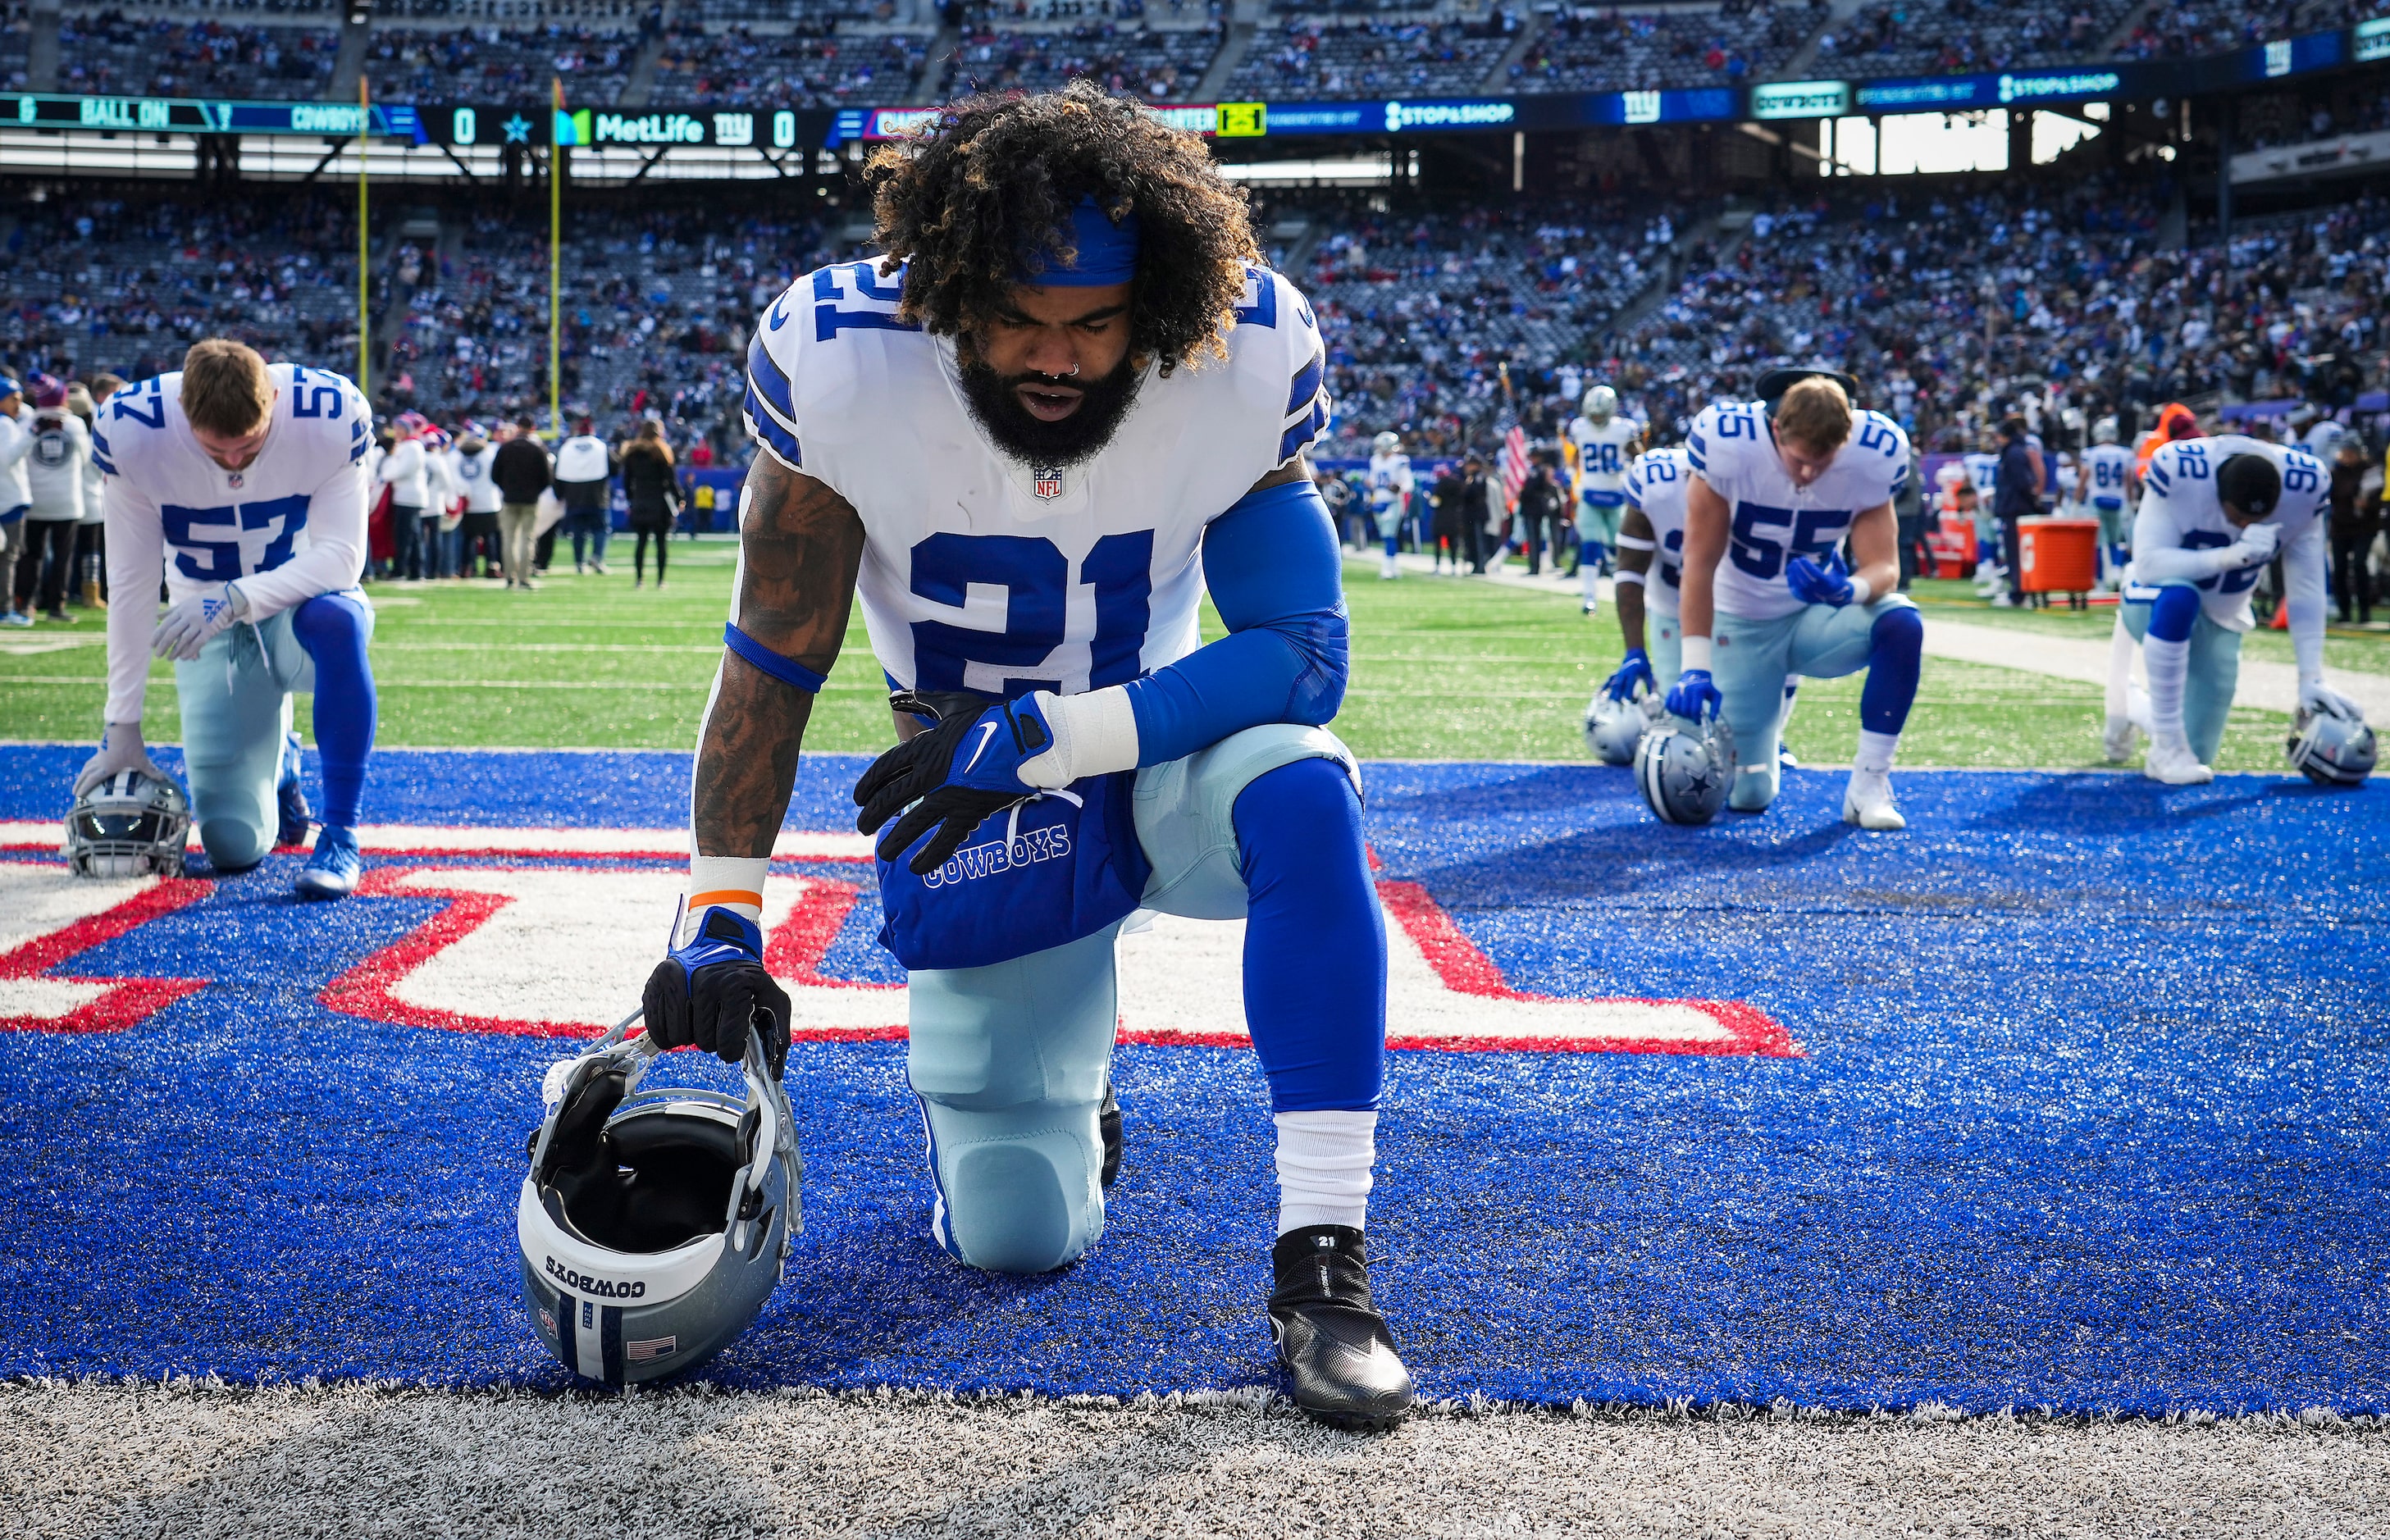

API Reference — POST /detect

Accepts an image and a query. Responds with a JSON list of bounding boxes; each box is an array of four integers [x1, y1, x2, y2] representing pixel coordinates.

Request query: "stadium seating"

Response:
[[1225, 12, 1518, 98], [1512, 2, 1821, 93], [942, 20, 1224, 99], [0, 2, 28, 94], [647, 22, 933, 107], [57, 12, 340, 100], [364, 24, 642, 104], [1808, 0, 2140, 77]]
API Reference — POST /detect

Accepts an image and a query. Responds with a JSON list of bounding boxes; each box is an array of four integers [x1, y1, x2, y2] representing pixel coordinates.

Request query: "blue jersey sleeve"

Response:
[[1119, 477, 1348, 766]]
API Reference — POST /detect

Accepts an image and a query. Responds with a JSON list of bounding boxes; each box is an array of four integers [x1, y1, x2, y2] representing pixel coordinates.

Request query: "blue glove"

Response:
[[1785, 553, 1855, 608], [1665, 668, 1722, 722], [1603, 649, 1655, 702], [641, 906, 791, 1076], [855, 690, 1058, 874]]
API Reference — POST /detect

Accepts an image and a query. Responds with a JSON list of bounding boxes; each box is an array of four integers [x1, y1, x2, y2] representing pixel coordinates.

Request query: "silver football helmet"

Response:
[[2287, 705, 2376, 786], [1585, 686, 1663, 767], [1634, 713, 1737, 826], [1581, 385, 1617, 425], [1372, 431, 1402, 455], [2092, 416, 2119, 445], [519, 1011, 800, 1386], [65, 769, 191, 879]]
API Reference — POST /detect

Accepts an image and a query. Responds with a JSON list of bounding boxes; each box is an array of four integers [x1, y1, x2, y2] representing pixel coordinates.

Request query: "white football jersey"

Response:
[[2080, 443, 2136, 513], [1366, 451, 1412, 510], [743, 260, 1330, 698], [1568, 414, 1640, 507], [96, 362, 373, 724], [1963, 451, 2000, 503], [1685, 400, 1909, 623], [2131, 435, 2328, 635], [1623, 445, 1690, 617]]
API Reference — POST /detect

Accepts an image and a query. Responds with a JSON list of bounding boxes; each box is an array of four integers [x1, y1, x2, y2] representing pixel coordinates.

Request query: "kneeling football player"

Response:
[[640, 86, 1411, 1430], [2114, 434, 2365, 783], [75, 339, 380, 896], [1667, 371, 1923, 828]]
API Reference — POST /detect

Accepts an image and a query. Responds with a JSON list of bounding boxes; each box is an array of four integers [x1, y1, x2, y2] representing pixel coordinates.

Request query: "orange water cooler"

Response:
[[2017, 517, 2100, 608]]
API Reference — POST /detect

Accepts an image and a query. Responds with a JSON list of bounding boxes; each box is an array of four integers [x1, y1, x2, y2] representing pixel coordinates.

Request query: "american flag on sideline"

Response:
[[1499, 425, 1529, 507]]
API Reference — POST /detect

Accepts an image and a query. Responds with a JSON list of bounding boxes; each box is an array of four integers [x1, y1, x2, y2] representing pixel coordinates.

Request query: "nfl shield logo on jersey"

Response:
[[1032, 465, 1065, 500]]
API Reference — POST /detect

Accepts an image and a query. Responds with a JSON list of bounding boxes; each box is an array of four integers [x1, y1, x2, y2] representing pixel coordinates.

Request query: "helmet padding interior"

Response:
[[540, 1070, 745, 1254]]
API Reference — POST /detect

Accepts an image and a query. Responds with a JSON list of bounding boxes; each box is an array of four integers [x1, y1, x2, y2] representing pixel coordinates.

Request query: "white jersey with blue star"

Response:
[[742, 261, 1330, 698], [2080, 443, 2136, 514], [1685, 401, 1909, 623], [1567, 414, 1640, 508], [96, 362, 372, 724], [1623, 444, 1690, 617], [2131, 435, 2328, 638]]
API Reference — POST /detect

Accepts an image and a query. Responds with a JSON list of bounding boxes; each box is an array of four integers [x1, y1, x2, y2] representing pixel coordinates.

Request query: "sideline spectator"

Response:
[[554, 416, 616, 576], [620, 418, 678, 590], [0, 376, 33, 628], [378, 413, 432, 581], [2331, 438, 2379, 625], [1430, 458, 1469, 575], [493, 415, 552, 591], [449, 422, 505, 580], [1993, 416, 2040, 607], [1517, 452, 1567, 576], [17, 375, 90, 623], [1895, 443, 1926, 593]]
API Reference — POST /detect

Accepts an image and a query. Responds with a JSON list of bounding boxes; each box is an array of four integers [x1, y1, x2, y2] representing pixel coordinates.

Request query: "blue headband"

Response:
[[1015, 197, 1143, 288]]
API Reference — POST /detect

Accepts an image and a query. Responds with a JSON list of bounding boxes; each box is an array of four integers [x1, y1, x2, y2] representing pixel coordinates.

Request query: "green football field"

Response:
[[6, 533, 2379, 772]]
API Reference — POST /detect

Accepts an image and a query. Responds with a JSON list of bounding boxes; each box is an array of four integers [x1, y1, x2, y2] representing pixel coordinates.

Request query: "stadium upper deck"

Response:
[[25, 0, 2389, 102]]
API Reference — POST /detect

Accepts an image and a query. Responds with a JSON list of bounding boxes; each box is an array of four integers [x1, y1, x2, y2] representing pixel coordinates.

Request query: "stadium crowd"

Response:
[[648, 21, 932, 107], [1512, 0, 1820, 93], [56, 12, 339, 99]]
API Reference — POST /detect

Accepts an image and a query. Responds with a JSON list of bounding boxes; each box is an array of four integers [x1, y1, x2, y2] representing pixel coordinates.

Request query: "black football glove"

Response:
[[641, 906, 790, 1078], [854, 690, 1052, 876]]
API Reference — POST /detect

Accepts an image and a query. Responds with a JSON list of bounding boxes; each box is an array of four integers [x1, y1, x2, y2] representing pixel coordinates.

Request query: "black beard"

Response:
[[956, 353, 1143, 467]]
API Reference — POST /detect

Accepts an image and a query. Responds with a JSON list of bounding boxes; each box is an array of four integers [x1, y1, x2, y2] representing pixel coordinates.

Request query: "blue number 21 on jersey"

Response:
[[910, 531, 1154, 697]]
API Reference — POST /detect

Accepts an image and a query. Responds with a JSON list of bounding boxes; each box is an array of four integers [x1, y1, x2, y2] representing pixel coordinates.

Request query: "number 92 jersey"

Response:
[[2132, 435, 2328, 631], [1685, 399, 1909, 622], [1623, 445, 1690, 617], [742, 261, 1330, 699]]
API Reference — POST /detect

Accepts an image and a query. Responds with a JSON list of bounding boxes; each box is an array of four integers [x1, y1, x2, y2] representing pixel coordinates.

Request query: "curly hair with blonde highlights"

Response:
[[864, 83, 1261, 376]]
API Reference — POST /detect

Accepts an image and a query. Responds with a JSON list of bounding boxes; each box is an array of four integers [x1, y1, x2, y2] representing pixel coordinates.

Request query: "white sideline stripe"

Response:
[[0, 822, 874, 859]]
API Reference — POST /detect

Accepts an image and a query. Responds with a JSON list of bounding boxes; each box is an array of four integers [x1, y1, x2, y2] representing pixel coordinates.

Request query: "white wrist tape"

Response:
[[1681, 635, 1714, 672], [1847, 574, 1873, 607], [680, 854, 769, 944], [1018, 686, 1140, 790]]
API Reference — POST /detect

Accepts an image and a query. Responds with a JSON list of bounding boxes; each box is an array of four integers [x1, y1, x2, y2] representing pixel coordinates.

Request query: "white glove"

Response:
[[2301, 679, 2365, 723], [2219, 521, 2282, 572], [74, 721, 167, 796], [152, 581, 246, 662]]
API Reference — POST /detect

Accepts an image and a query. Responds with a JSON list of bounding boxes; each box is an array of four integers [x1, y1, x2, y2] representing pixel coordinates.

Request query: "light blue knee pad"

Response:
[[907, 922, 1122, 1274], [1716, 597, 1915, 811], [176, 614, 312, 870]]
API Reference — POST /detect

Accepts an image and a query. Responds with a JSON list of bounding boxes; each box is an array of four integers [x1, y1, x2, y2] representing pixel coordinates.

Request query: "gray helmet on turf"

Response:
[[2286, 705, 2376, 786], [1634, 712, 1737, 825], [65, 768, 190, 879], [1581, 385, 1617, 424], [518, 1012, 800, 1386], [1585, 686, 1663, 767]]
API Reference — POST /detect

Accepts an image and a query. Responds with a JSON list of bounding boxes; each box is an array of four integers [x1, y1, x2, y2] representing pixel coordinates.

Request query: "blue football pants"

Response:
[[1713, 595, 1921, 811], [174, 590, 376, 870], [2121, 584, 2242, 765], [905, 725, 1382, 1274]]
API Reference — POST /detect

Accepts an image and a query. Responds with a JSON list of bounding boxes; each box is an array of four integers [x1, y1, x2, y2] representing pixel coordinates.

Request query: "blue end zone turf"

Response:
[[2, 746, 2384, 1415]]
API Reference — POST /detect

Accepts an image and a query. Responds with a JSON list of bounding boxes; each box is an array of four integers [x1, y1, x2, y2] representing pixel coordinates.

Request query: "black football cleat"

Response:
[[1098, 1080, 1123, 1191], [1267, 1224, 1415, 1432]]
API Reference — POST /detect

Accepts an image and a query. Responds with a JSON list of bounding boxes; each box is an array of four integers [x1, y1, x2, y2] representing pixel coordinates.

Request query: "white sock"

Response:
[[1274, 1109, 1376, 1234], [2145, 633, 2190, 742], [1853, 728, 1900, 775], [2105, 615, 2136, 722], [1581, 565, 1599, 602]]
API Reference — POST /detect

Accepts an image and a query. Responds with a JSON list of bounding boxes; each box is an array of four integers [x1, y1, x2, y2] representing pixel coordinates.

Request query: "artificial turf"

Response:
[[0, 537, 2344, 772]]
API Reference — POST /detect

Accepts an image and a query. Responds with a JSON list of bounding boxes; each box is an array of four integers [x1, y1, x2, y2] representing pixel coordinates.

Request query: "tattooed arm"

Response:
[[692, 453, 868, 859]]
